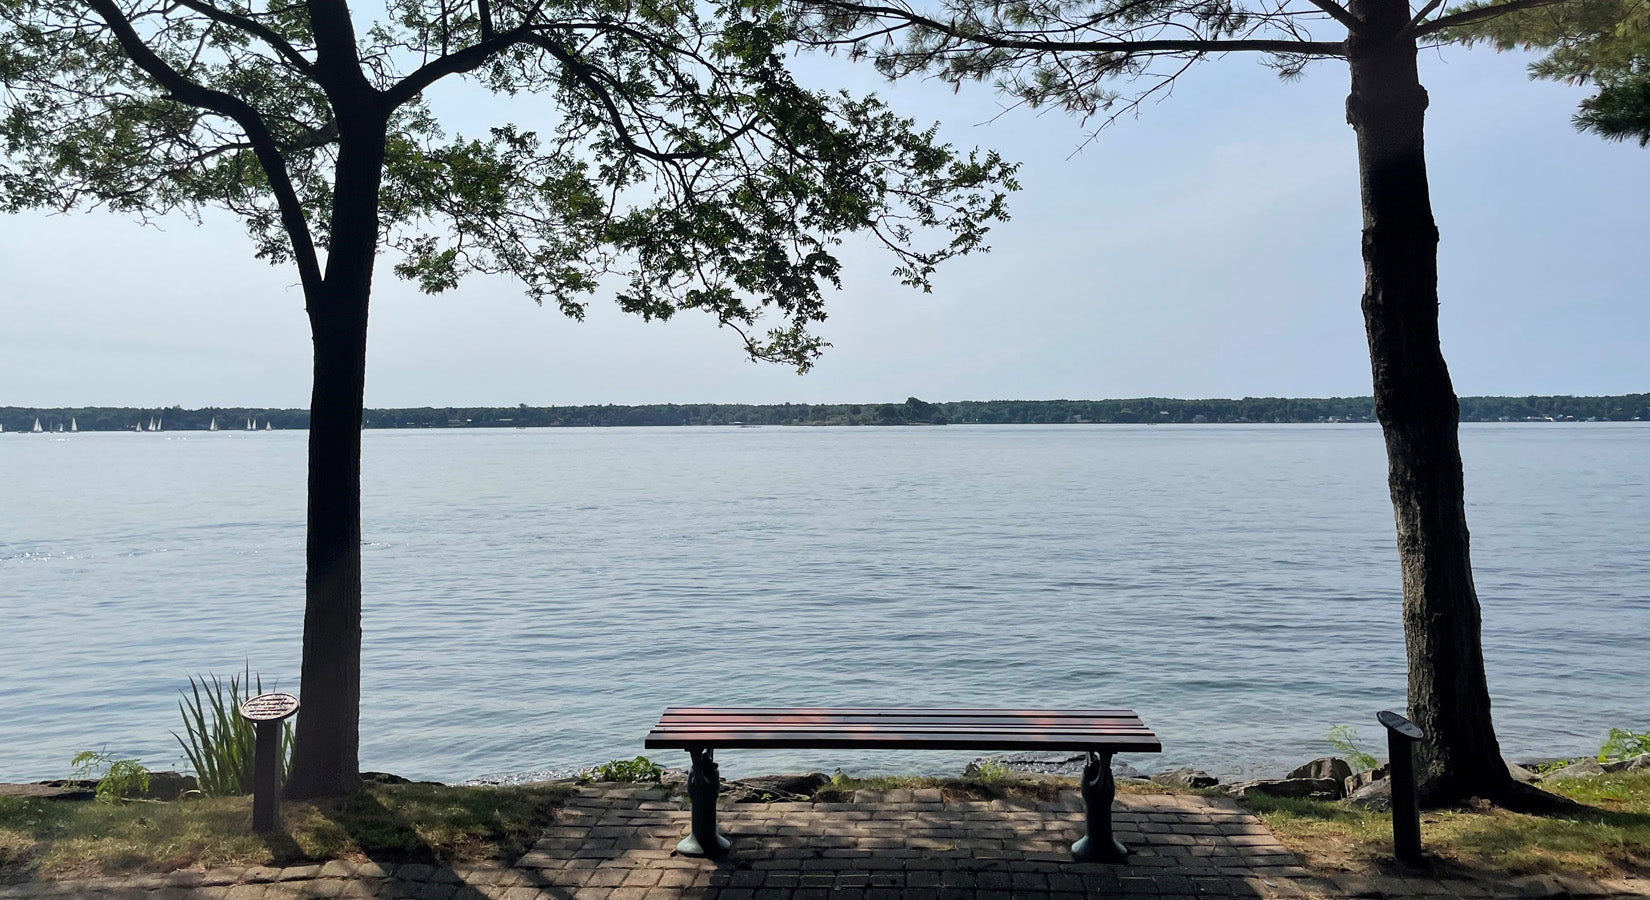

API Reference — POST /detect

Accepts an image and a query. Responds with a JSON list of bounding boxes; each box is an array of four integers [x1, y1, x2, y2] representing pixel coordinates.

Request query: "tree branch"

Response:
[[171, 0, 316, 76], [808, 0, 1348, 55], [84, 0, 324, 296], [1306, 0, 1362, 32], [1403, 0, 1445, 33], [1409, 0, 1577, 36], [304, 0, 374, 98], [518, 31, 741, 162], [381, 26, 530, 110]]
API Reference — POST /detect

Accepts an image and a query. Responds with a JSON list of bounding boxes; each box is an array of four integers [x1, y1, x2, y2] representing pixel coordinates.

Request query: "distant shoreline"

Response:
[[3, 394, 1647, 433]]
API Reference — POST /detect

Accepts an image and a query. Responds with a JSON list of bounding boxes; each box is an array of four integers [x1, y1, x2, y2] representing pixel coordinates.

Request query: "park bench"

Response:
[[644, 706, 1160, 861]]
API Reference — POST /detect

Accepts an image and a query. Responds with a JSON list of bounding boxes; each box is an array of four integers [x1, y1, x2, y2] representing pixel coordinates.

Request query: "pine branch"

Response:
[[1410, 0, 1579, 36]]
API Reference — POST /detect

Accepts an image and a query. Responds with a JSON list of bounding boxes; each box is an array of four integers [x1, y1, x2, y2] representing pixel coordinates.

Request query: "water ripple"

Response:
[[2, 424, 1647, 782]]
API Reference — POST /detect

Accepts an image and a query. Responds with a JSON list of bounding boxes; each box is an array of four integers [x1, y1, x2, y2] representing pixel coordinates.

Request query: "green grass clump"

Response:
[[0, 782, 571, 881], [1238, 770, 1650, 878]]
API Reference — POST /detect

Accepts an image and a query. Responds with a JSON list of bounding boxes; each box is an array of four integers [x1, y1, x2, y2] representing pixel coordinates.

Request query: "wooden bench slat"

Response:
[[663, 706, 1138, 717], [658, 713, 1145, 724], [645, 731, 1161, 751], [643, 723, 1148, 729], [656, 720, 1146, 730]]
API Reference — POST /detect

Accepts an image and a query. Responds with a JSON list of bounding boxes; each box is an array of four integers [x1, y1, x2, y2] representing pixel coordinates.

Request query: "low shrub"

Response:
[[1599, 728, 1650, 763], [69, 751, 150, 804], [586, 756, 664, 783]]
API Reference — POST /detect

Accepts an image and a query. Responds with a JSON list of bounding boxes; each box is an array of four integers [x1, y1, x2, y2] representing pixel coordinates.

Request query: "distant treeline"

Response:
[[5, 394, 1646, 433]]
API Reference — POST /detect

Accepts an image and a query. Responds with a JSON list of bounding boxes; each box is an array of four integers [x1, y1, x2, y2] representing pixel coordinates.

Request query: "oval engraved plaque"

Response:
[[1377, 709, 1424, 740], [239, 692, 300, 722]]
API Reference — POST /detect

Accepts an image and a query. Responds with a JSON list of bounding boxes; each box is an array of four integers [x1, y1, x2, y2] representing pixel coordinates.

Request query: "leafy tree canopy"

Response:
[[0, 0, 1019, 797], [0, 0, 1018, 366], [1447, 0, 1650, 145]]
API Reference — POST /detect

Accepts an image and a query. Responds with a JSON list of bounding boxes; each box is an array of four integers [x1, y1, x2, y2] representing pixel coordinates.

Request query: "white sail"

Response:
[[209, 418, 218, 431], [70, 418, 77, 432], [246, 417, 254, 430], [264, 421, 272, 430], [32, 418, 42, 433]]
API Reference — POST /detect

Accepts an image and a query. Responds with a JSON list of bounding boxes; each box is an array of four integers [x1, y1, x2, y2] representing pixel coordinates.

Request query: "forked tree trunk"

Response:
[[284, 124, 386, 798], [1344, 0, 1513, 807]]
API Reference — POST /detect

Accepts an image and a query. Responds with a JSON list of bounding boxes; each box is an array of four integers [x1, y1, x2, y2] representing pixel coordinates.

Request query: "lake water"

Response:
[[2, 424, 1647, 784]]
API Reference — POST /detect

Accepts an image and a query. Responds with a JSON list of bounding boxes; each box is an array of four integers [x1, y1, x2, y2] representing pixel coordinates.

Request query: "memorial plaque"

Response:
[[239, 692, 300, 723], [1377, 709, 1424, 740]]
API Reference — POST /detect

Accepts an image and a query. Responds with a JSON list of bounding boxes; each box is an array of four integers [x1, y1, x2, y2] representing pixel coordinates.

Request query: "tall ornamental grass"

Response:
[[173, 668, 292, 796]]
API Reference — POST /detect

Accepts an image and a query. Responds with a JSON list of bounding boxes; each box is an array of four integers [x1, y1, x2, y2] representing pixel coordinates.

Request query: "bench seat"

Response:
[[644, 706, 1160, 861]]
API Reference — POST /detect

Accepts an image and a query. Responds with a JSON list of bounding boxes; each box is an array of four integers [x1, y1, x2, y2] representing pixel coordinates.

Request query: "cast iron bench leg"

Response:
[[1071, 750, 1130, 863], [676, 748, 731, 857]]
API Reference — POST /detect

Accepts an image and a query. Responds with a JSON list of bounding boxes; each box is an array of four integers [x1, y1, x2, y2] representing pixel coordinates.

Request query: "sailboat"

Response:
[[135, 422, 143, 432], [70, 418, 77, 433], [32, 418, 42, 433], [264, 421, 272, 430], [209, 417, 218, 432], [147, 417, 157, 432], [246, 417, 255, 431], [54, 423, 64, 433]]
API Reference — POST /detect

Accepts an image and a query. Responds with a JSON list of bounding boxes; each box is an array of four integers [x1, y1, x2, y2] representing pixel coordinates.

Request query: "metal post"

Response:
[[252, 720, 281, 831], [1378, 709, 1425, 865], [1071, 750, 1129, 863], [677, 748, 730, 857], [237, 692, 299, 834]]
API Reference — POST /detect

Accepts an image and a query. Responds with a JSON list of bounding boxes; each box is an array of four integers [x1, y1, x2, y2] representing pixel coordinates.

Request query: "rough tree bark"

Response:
[[284, 114, 386, 798], [1344, 0, 1514, 807]]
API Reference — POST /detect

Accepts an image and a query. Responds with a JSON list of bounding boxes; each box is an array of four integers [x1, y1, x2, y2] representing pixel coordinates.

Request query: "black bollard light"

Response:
[[1377, 709, 1424, 865], [238, 692, 300, 832]]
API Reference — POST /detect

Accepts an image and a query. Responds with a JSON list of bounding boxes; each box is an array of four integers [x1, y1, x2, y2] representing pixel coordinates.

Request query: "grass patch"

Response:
[[0, 782, 572, 882], [1238, 771, 1650, 878]]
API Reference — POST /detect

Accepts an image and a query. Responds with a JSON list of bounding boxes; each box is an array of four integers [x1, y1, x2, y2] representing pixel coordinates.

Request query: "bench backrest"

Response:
[[644, 707, 1161, 752]]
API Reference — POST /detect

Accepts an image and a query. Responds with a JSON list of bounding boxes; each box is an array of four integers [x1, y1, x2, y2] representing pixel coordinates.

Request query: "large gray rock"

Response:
[[1602, 754, 1650, 773], [1342, 765, 1389, 798], [721, 772, 830, 802], [1542, 758, 1606, 781], [965, 753, 1147, 780], [143, 771, 198, 801], [1347, 779, 1392, 811], [1505, 761, 1542, 784], [1153, 767, 1220, 789], [1288, 757, 1353, 785], [0, 780, 96, 801], [1226, 777, 1341, 800], [966, 752, 1085, 777]]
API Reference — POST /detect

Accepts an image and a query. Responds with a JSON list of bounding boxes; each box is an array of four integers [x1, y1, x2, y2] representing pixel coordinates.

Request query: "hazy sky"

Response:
[[2, 39, 1646, 408]]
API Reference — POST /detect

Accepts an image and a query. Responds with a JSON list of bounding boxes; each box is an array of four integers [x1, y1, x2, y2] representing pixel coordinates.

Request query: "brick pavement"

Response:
[[3, 785, 1646, 899]]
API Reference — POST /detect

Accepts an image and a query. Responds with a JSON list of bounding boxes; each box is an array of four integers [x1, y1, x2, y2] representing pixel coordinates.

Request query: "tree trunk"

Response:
[[284, 120, 386, 799], [1344, 0, 1513, 807]]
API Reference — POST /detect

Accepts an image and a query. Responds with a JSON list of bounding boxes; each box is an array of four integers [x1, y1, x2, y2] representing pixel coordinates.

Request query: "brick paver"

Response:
[[3, 785, 1646, 899]]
